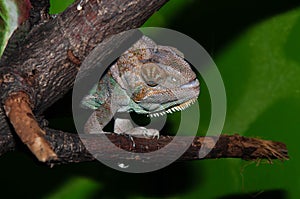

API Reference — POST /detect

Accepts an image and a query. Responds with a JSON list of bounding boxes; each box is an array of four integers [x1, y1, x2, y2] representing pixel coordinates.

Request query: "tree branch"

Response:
[[0, 128, 289, 165]]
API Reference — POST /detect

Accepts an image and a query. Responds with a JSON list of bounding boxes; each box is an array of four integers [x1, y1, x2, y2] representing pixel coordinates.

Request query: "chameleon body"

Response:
[[82, 36, 200, 137]]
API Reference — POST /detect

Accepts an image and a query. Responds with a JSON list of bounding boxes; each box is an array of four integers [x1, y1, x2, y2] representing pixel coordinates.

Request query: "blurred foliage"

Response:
[[45, 177, 100, 199], [49, 0, 74, 14], [1, 0, 300, 199]]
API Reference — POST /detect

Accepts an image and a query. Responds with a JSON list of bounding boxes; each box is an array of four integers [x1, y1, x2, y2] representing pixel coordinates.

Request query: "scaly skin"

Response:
[[82, 36, 200, 138]]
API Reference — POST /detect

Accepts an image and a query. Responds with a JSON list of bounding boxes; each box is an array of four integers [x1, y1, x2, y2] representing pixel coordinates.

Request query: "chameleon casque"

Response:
[[82, 36, 200, 138]]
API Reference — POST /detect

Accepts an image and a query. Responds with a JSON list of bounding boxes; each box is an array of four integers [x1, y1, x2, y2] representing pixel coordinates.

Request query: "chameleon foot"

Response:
[[114, 118, 160, 139], [129, 127, 160, 139]]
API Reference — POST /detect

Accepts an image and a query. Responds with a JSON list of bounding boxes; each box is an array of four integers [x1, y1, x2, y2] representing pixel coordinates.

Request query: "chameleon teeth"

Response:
[[148, 98, 198, 118], [149, 112, 165, 118], [166, 109, 172, 114]]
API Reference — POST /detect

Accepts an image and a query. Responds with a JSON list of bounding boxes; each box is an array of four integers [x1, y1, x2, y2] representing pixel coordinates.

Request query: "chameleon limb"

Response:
[[4, 92, 57, 162]]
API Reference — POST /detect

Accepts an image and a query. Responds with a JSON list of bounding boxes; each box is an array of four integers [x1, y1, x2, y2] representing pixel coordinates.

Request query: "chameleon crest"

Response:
[[82, 36, 199, 137]]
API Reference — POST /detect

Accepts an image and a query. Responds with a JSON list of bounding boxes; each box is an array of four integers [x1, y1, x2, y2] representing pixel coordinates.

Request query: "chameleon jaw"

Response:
[[148, 98, 197, 118]]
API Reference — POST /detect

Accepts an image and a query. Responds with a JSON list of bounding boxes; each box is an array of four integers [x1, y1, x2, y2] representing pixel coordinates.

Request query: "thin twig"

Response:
[[4, 92, 57, 162]]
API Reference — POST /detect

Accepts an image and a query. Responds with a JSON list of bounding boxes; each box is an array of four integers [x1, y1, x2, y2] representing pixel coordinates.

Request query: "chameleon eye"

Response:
[[141, 63, 166, 87], [146, 80, 158, 87]]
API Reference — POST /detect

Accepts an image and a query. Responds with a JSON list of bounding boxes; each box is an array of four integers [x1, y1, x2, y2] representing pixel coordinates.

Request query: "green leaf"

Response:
[[0, 0, 30, 57], [49, 0, 75, 14], [0, 1, 8, 55]]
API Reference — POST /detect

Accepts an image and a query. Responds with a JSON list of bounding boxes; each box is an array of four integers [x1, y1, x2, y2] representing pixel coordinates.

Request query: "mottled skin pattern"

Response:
[[82, 36, 200, 138]]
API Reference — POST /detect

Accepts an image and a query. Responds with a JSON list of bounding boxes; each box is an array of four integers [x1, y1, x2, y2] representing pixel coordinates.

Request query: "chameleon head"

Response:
[[111, 36, 200, 117]]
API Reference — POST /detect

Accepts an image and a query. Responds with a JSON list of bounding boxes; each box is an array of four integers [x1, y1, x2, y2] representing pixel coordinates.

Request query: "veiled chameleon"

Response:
[[82, 36, 199, 138]]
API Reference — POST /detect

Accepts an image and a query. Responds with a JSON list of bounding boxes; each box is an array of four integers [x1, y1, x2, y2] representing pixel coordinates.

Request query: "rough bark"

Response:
[[0, 129, 289, 165], [0, 0, 169, 160]]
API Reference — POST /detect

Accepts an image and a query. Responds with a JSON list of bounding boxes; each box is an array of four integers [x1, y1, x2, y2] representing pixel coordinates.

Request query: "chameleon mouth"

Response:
[[180, 79, 199, 89], [148, 98, 197, 118]]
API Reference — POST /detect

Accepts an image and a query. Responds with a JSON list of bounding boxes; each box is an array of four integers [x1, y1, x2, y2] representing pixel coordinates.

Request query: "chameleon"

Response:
[[82, 36, 200, 138]]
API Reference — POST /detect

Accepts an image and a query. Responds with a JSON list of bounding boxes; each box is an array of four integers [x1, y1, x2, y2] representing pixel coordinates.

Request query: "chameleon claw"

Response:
[[77, 0, 84, 10], [141, 128, 160, 139], [153, 132, 160, 139], [130, 135, 136, 148], [122, 133, 136, 148]]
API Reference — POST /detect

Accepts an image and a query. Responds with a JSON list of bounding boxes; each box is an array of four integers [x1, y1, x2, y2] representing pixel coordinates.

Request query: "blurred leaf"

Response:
[[180, 6, 300, 199], [143, 0, 192, 27], [45, 177, 101, 199], [0, 0, 24, 56], [0, 0, 8, 56]]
